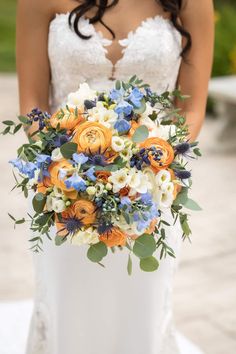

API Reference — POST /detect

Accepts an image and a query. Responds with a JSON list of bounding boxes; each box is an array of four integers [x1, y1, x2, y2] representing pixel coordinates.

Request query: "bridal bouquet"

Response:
[[2, 76, 201, 274]]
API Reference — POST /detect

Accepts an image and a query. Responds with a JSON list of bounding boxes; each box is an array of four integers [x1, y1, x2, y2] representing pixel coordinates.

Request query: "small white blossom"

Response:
[[111, 136, 125, 152], [70, 227, 99, 246], [108, 169, 131, 193], [87, 102, 118, 128], [155, 170, 171, 187], [86, 186, 96, 195], [67, 83, 96, 110], [51, 198, 66, 213], [51, 148, 63, 162]]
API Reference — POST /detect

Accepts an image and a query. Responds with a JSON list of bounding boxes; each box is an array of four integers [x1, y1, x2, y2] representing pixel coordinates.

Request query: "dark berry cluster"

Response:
[[130, 147, 163, 170], [27, 108, 50, 130]]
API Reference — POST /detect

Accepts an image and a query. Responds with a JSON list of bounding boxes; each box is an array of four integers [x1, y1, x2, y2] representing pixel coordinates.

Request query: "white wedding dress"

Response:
[[26, 13, 203, 354]]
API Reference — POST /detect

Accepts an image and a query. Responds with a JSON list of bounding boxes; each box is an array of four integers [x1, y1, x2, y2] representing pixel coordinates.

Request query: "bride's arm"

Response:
[[177, 0, 214, 142], [16, 0, 53, 135]]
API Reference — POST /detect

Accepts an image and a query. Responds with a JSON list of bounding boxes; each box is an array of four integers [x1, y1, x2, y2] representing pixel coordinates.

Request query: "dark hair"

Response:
[[68, 0, 191, 57]]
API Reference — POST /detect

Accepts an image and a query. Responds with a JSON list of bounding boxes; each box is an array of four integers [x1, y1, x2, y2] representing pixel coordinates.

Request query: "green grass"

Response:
[[0, 0, 16, 72]]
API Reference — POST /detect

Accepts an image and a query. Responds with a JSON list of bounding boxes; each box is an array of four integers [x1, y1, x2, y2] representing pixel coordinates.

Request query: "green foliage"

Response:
[[213, 4, 236, 76], [133, 234, 156, 259], [0, 0, 16, 72], [140, 256, 159, 272], [132, 125, 149, 143], [87, 242, 108, 263], [60, 142, 78, 159]]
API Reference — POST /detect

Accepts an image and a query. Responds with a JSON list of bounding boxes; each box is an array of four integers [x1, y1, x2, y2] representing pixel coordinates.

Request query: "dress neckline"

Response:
[[49, 12, 180, 80]]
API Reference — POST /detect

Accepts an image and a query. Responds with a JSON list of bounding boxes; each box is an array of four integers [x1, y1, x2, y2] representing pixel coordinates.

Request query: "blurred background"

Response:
[[0, 0, 236, 353]]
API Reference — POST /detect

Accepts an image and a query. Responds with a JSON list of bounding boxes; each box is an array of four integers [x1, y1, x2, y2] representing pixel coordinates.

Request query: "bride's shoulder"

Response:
[[17, 0, 67, 23]]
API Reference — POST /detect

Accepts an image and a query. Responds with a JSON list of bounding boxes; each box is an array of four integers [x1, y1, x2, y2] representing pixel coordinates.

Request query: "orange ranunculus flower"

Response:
[[48, 159, 78, 199], [37, 176, 53, 194], [72, 199, 97, 225], [145, 218, 158, 234], [73, 121, 112, 154], [95, 170, 111, 182], [140, 137, 174, 172], [99, 227, 127, 247], [50, 107, 84, 131]]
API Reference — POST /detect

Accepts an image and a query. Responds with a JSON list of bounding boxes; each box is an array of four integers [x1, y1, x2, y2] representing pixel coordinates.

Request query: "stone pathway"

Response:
[[0, 74, 235, 354]]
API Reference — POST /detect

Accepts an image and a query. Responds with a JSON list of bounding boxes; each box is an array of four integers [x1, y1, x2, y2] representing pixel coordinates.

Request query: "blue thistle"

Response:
[[175, 142, 191, 155], [174, 169, 191, 180], [58, 217, 84, 236]]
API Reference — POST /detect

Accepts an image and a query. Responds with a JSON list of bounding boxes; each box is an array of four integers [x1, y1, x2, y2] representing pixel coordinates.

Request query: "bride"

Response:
[[16, 0, 214, 353]]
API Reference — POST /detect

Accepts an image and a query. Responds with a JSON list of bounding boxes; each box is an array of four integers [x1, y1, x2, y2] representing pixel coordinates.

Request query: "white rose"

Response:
[[70, 227, 99, 246], [155, 170, 171, 187], [111, 136, 125, 152], [51, 198, 66, 213], [51, 148, 63, 162], [108, 169, 131, 193], [67, 83, 96, 109]]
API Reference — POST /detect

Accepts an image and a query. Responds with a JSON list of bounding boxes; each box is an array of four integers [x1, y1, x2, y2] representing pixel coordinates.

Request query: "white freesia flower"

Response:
[[53, 186, 64, 198], [156, 124, 176, 141], [51, 148, 63, 162], [142, 167, 156, 192], [108, 169, 131, 193], [155, 170, 171, 187], [111, 136, 125, 152], [161, 181, 174, 194], [112, 216, 144, 236], [70, 227, 99, 246], [120, 148, 133, 161], [155, 190, 173, 209], [87, 102, 118, 128], [128, 169, 152, 195], [139, 115, 159, 138], [67, 83, 96, 109]]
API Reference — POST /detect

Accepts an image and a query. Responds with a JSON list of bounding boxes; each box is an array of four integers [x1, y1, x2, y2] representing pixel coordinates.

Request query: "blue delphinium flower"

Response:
[[35, 154, 51, 178], [65, 173, 87, 191], [53, 134, 70, 147], [72, 153, 88, 165], [119, 196, 132, 211], [128, 88, 143, 108], [114, 119, 131, 134], [140, 192, 153, 205], [115, 101, 133, 117], [85, 166, 96, 181], [9, 158, 37, 179], [109, 88, 125, 101], [59, 168, 67, 180]]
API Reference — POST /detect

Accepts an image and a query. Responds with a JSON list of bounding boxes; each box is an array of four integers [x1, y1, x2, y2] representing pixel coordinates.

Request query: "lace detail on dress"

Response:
[[26, 302, 51, 354], [48, 13, 182, 111]]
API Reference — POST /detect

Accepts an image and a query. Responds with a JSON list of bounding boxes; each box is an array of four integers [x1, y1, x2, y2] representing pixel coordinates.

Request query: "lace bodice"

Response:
[[48, 13, 182, 111]]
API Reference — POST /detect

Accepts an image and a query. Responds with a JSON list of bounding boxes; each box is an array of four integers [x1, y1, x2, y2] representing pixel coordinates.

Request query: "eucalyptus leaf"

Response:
[[133, 234, 156, 259], [133, 98, 146, 114], [32, 193, 46, 213], [140, 256, 159, 272], [2, 120, 14, 126], [127, 254, 132, 276], [60, 142, 78, 159], [132, 125, 149, 143], [184, 198, 202, 211], [55, 235, 67, 246], [18, 115, 30, 124], [87, 242, 108, 263], [173, 187, 188, 206]]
